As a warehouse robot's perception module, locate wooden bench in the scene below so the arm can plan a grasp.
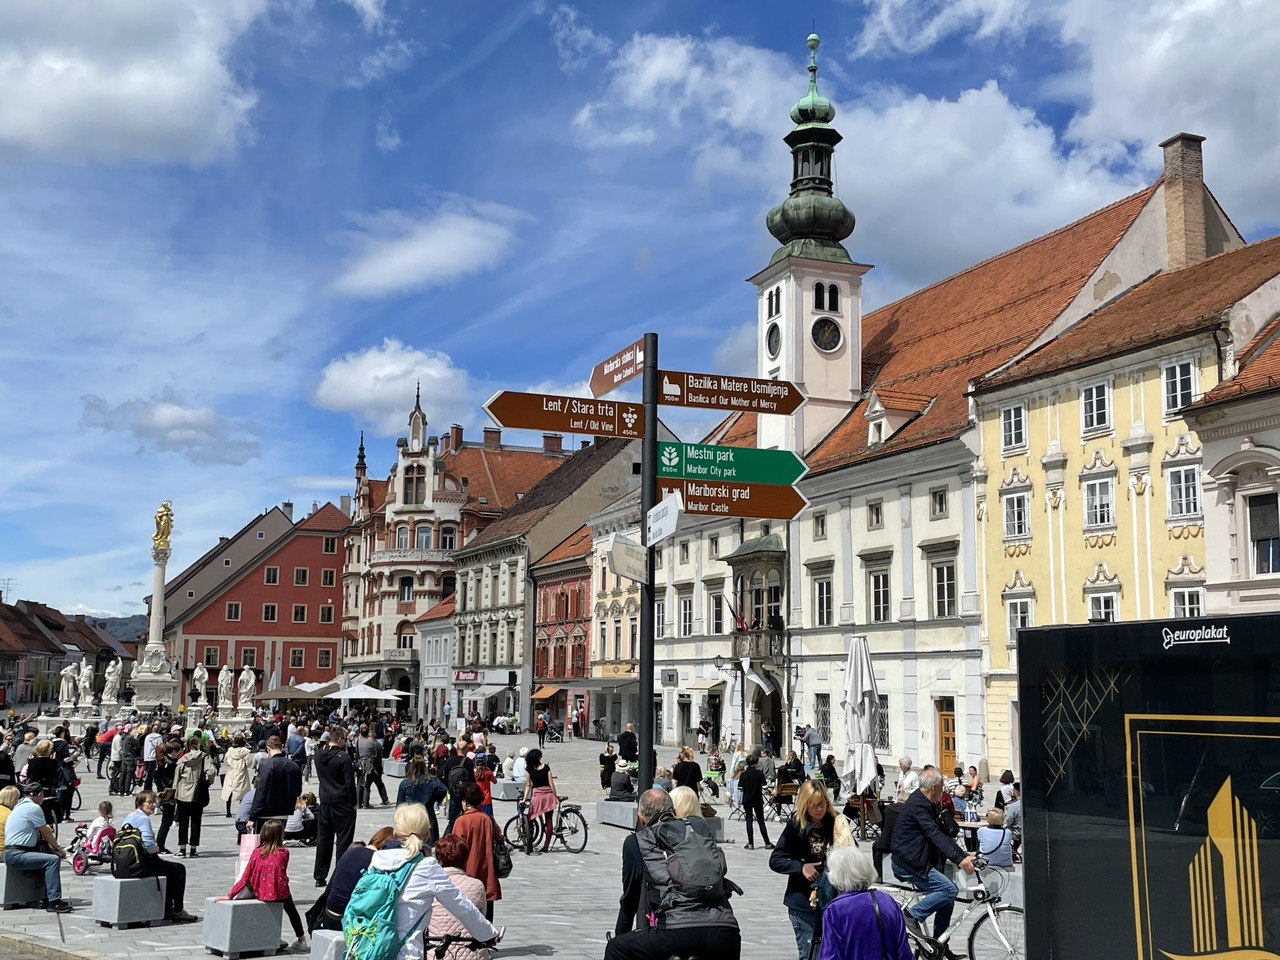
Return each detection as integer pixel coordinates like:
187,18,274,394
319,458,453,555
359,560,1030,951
91,875,167,929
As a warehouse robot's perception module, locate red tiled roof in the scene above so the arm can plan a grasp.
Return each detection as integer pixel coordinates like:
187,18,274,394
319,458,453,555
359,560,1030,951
298,502,350,531
702,411,758,448
443,446,565,514
872,388,933,414
0,603,77,656
415,594,457,623
980,234,1280,391
805,184,1159,474
534,524,593,567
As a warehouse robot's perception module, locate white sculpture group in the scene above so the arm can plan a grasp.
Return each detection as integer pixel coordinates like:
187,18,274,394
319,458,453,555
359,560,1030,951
214,662,257,715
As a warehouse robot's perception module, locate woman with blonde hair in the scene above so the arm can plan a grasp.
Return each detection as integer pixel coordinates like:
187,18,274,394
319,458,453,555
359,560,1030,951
669,785,702,820
769,780,853,959
360,803,498,960
0,785,21,856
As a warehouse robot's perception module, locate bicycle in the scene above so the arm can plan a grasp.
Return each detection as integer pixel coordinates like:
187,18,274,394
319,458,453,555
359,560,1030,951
873,855,1024,959
423,926,504,959
503,799,540,855
543,795,588,853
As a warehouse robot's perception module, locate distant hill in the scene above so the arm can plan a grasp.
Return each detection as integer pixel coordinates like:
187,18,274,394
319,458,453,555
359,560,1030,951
100,614,147,645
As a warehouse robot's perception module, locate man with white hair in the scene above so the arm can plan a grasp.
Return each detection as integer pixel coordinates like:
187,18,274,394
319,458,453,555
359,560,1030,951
890,768,975,954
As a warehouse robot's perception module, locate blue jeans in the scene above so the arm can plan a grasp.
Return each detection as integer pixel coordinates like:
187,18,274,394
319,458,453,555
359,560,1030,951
4,848,62,901
787,905,817,960
896,866,958,937
806,744,821,769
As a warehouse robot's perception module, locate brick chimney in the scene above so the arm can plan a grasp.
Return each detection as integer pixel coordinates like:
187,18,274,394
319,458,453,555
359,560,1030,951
483,427,501,450
450,424,464,451
542,433,563,454
1161,133,1207,270
282,500,294,521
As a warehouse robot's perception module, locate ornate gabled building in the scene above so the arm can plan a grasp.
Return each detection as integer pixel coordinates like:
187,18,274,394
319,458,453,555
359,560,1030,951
341,391,570,707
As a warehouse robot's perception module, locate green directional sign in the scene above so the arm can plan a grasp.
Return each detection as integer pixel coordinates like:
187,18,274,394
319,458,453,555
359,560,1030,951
657,441,808,486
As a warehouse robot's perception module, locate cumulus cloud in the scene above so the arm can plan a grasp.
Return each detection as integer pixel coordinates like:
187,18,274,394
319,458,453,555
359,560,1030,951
313,337,474,435
333,198,528,299
548,5,613,70
65,602,125,619
347,38,417,88
375,109,402,151
0,0,267,164
80,390,262,466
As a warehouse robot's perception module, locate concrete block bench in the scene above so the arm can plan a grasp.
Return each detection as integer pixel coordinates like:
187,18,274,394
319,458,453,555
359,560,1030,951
597,799,639,830
382,760,407,778
492,779,521,801
202,897,285,959
309,929,345,960
0,864,46,909
92,875,167,929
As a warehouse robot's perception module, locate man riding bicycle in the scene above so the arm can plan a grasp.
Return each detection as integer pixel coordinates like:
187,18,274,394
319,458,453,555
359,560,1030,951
890,769,976,957
606,788,742,960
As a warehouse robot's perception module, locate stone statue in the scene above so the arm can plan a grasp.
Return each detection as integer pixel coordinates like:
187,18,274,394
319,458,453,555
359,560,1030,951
192,662,209,704
237,665,256,711
58,663,79,704
218,664,235,706
77,659,95,704
153,500,174,550
102,658,122,703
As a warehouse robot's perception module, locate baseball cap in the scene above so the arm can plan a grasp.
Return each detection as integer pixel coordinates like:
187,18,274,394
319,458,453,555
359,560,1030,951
21,781,45,797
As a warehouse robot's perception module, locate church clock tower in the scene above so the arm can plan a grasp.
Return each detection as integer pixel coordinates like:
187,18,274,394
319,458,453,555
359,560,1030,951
751,34,870,452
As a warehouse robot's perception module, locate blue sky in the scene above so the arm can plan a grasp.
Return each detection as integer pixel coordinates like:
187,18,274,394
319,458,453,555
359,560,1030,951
3,0,1279,617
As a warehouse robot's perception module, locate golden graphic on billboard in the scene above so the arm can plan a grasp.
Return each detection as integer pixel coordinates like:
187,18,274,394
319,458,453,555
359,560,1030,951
1127,715,1280,960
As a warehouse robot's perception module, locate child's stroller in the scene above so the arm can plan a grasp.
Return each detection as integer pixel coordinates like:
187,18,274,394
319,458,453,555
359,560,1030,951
68,822,115,876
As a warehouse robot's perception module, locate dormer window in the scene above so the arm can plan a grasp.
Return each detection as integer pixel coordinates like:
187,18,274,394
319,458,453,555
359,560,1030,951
869,419,885,445
814,282,825,311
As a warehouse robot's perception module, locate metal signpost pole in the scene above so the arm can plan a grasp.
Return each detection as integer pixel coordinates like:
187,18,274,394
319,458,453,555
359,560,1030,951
637,331,658,792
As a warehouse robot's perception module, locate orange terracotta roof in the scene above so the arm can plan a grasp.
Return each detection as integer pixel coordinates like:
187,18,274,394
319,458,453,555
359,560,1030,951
442,446,565,514
534,523,593,567
805,184,1159,474
297,502,351,531
366,478,389,510
981,234,1280,391
872,388,933,414
415,594,457,623
702,411,758,448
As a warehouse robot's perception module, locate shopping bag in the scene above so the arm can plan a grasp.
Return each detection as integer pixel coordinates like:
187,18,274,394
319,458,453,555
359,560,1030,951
235,830,260,884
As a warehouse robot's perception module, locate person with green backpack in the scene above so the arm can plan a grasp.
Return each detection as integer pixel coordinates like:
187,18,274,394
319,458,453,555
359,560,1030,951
343,802,498,960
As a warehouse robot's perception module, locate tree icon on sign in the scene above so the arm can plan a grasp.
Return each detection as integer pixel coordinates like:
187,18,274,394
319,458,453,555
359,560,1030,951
661,446,680,470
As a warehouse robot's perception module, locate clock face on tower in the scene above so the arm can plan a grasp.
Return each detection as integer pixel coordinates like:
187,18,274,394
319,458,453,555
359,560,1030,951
811,317,842,352
766,322,781,359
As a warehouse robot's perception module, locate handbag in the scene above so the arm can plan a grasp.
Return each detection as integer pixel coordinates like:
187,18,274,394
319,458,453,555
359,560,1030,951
936,806,961,839
493,832,513,879
869,890,891,960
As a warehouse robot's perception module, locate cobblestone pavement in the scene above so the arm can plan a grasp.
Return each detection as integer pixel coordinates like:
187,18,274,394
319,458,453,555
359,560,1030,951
1,732,1021,960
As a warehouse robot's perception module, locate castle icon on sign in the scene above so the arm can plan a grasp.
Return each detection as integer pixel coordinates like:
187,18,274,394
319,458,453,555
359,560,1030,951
1162,776,1278,960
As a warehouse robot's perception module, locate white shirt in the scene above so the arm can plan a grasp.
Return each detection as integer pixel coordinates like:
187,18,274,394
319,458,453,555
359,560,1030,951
512,758,527,782
897,769,920,801
369,847,496,960
143,732,163,762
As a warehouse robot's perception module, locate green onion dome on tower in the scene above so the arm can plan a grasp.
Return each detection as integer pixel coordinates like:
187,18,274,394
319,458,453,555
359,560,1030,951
765,34,856,265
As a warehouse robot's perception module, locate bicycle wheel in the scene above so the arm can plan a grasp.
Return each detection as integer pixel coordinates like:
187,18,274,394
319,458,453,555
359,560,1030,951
557,809,589,853
968,904,1024,959
73,789,83,812
502,815,525,848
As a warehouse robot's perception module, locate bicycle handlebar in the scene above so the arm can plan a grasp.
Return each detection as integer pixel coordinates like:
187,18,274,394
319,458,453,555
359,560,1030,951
424,925,504,958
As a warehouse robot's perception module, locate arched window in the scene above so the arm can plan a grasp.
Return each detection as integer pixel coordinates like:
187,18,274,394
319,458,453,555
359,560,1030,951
814,282,825,311
415,523,433,550
396,525,409,549
828,284,840,313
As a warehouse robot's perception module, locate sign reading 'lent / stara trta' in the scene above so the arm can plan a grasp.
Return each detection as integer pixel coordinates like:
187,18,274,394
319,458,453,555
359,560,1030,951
657,369,805,415
483,390,644,439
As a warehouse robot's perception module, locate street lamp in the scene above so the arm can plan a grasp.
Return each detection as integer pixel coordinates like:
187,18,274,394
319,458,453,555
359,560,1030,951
713,655,725,671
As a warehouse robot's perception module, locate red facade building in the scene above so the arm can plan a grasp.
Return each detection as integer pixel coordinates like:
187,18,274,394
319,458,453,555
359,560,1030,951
163,503,348,705
530,524,593,723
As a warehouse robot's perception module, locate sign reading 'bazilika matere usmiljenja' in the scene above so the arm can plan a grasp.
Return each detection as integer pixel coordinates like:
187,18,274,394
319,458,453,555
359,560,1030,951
658,369,805,415
1017,613,1280,960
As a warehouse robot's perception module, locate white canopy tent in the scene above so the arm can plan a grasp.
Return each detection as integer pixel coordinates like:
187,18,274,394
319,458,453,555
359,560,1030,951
841,635,880,799
323,682,406,701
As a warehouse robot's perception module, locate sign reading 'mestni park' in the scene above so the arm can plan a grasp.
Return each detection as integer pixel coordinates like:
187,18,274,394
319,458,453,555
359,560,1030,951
658,441,807,486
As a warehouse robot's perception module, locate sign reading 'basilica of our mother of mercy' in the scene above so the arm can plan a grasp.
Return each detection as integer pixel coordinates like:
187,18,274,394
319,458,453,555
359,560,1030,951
1018,613,1280,960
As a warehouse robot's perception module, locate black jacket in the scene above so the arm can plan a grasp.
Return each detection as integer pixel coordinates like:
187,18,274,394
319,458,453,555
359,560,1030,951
770,813,837,911
890,789,965,877
617,731,638,762
316,744,357,808
615,832,646,936
250,754,303,821
738,766,767,805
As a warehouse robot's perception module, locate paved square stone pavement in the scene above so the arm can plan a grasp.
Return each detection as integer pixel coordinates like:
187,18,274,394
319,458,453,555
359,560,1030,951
0,733,1021,960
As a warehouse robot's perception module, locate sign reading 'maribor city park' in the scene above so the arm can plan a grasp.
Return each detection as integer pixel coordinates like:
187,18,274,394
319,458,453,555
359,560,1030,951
658,441,807,486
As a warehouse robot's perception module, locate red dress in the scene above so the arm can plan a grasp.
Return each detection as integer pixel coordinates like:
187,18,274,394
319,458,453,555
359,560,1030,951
475,767,495,806
228,846,293,902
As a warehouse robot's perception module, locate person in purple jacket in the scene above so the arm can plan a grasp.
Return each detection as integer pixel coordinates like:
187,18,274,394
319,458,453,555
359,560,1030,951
819,846,911,960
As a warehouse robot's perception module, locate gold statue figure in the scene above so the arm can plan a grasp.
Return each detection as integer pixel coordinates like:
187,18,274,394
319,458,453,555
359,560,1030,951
153,500,174,550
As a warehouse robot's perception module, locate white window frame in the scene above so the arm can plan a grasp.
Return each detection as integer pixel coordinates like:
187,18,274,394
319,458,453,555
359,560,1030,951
398,577,414,604
1084,477,1115,528
655,600,666,638
292,603,307,623
204,646,220,667
814,576,833,627
415,525,433,550
931,559,957,618
1081,381,1111,433
294,567,309,587
1163,360,1197,417
321,568,337,588
262,603,278,623
814,512,827,540
395,526,410,550
1170,587,1204,619
867,500,884,530
1001,404,1026,452
225,601,241,622
323,536,338,554
242,647,257,667
679,541,690,564
930,488,949,520
1003,491,1030,539
1166,465,1202,519
709,592,724,634
318,649,332,670
290,648,305,669
264,566,279,586
679,595,694,637
1007,597,1033,640
1249,493,1280,576
1088,592,1119,622
319,605,334,624
439,526,457,551
709,535,719,558
868,569,891,623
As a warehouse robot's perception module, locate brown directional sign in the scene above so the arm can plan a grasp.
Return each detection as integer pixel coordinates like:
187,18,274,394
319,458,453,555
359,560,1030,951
657,369,805,415
484,391,644,440
590,338,645,398
657,478,808,521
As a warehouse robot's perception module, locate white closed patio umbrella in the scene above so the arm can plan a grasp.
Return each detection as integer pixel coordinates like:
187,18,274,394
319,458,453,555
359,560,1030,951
841,634,880,835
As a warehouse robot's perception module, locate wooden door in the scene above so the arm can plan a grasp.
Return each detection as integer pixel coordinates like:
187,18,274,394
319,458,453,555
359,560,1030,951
937,697,957,773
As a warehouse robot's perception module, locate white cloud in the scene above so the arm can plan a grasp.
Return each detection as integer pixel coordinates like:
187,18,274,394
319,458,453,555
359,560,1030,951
333,198,528,299
855,0,1032,56
347,38,417,88
341,0,386,32
313,337,474,435
0,0,267,164
548,5,612,70
375,109,402,151
81,390,262,465
65,602,126,620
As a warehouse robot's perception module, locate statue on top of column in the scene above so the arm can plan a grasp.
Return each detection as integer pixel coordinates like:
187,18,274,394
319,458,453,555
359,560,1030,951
153,501,174,551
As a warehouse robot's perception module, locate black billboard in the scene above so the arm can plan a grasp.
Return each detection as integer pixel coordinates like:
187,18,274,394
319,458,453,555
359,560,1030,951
1018,613,1280,960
